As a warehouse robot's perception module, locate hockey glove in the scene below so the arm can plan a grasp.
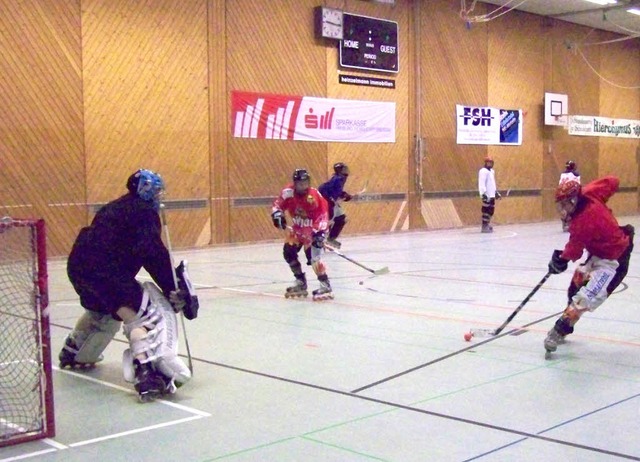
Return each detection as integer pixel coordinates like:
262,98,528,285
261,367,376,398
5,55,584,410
312,231,325,249
169,289,187,312
340,192,352,202
176,260,199,320
481,194,490,206
495,191,502,200
271,210,286,229
548,249,569,274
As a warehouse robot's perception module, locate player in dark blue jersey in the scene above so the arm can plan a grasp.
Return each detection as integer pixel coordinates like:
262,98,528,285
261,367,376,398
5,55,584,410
318,163,352,248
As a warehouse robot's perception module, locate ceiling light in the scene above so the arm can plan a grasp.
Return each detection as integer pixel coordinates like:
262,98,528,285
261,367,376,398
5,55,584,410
582,0,617,5
628,8,640,15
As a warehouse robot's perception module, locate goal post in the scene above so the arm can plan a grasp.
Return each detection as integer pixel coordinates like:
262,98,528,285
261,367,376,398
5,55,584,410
0,217,55,447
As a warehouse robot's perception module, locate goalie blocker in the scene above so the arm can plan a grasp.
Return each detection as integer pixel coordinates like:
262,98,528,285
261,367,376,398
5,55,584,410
176,260,199,320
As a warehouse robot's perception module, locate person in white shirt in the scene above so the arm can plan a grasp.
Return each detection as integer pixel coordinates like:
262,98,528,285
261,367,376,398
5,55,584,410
478,156,501,233
558,160,581,232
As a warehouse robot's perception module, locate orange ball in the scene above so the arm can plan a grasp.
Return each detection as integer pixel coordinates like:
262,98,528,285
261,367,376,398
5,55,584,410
464,332,472,342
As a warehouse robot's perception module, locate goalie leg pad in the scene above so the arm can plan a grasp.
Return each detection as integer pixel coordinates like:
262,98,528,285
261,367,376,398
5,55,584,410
69,311,121,364
122,282,191,385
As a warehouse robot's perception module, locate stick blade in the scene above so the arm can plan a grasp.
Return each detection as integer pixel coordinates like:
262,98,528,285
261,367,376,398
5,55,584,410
469,328,497,338
373,266,390,275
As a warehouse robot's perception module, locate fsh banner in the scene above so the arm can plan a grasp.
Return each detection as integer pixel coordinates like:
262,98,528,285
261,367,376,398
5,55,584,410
232,90,395,143
456,105,523,145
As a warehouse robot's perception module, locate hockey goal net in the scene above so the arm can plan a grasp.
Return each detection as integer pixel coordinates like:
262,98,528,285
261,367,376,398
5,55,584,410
0,217,55,447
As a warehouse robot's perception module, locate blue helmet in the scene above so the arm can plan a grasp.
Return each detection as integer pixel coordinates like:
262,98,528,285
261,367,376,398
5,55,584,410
126,169,165,206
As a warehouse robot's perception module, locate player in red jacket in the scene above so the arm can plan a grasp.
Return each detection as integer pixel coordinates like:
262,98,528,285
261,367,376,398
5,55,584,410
544,176,634,356
271,169,333,300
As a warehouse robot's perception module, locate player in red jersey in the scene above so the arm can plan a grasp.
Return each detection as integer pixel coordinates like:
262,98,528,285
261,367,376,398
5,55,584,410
544,176,634,356
271,169,333,300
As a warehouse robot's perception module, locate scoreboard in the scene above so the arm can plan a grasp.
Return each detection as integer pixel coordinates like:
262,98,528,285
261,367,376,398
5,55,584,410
339,13,399,74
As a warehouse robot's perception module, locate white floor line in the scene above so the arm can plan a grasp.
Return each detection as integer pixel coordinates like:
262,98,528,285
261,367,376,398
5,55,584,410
54,366,211,416
4,368,213,459
67,415,206,448
0,448,58,462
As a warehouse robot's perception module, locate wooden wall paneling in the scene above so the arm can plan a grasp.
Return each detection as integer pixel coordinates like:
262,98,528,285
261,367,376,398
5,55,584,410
420,2,489,191
0,0,84,256
420,0,489,228
542,22,601,220
82,0,210,249
598,35,640,216
488,10,545,224
210,0,228,245
226,0,326,244
325,2,411,235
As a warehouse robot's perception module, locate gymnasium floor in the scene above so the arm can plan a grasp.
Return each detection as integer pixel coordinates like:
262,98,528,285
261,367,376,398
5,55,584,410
2,217,640,462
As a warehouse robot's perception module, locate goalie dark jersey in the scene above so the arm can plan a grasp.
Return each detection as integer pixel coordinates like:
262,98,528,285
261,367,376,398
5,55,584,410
67,193,175,312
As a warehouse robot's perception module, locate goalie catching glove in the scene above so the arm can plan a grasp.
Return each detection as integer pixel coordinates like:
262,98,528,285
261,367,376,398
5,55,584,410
548,249,569,274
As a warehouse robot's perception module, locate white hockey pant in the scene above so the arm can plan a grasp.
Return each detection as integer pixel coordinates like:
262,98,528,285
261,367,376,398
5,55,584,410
570,256,618,312
122,282,191,388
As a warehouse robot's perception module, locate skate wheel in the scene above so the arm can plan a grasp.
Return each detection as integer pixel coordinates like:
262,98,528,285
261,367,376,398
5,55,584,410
138,391,162,403
312,294,334,301
285,292,308,299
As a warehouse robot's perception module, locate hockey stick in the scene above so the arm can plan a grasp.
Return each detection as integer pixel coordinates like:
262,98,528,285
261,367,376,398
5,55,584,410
468,271,551,339
324,243,390,276
355,179,369,196
159,204,194,374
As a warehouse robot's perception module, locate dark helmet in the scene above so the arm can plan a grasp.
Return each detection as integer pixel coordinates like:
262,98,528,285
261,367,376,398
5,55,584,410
292,168,310,183
555,179,581,202
292,168,310,196
126,169,165,205
565,160,576,172
333,162,350,177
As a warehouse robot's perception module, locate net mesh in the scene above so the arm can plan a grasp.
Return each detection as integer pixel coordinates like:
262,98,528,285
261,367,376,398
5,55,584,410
0,217,53,446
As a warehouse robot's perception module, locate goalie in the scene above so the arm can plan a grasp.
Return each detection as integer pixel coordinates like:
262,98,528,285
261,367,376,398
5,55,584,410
61,169,198,402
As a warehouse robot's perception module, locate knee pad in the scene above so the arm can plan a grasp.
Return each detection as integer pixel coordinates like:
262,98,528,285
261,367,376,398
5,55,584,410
283,243,300,264
311,259,326,275
122,282,191,386
71,311,121,363
333,214,346,226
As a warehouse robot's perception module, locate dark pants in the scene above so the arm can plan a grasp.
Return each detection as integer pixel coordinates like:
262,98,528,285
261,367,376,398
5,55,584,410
481,198,495,225
67,255,142,319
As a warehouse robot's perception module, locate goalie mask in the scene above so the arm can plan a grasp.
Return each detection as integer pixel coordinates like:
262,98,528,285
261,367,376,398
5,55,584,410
127,169,165,209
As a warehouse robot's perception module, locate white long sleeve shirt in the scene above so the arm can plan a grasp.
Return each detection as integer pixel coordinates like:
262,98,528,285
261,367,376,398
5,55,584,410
478,167,497,198
559,171,580,184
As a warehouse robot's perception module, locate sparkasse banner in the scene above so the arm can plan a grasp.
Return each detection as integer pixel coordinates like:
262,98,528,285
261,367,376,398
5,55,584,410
232,90,395,143
456,104,523,145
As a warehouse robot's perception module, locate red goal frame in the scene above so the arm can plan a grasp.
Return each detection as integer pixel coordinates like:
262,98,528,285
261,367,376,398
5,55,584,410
0,218,55,447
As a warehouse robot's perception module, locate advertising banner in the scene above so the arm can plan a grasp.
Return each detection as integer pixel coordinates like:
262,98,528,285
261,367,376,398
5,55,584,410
456,105,522,145
232,90,396,143
568,115,640,139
